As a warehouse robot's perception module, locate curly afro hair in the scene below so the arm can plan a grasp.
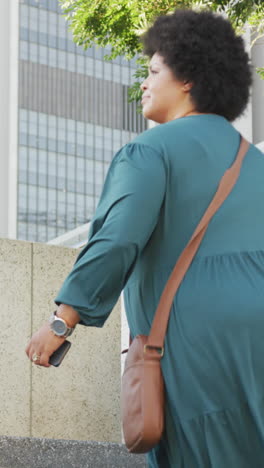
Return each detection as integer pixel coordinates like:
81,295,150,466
142,9,252,121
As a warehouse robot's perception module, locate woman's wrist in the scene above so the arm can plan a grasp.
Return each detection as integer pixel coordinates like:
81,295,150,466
56,303,81,329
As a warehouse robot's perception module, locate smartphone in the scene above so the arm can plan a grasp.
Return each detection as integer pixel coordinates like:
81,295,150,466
49,340,71,367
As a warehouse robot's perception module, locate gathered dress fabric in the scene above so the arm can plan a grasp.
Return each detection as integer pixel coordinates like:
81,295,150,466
56,114,264,467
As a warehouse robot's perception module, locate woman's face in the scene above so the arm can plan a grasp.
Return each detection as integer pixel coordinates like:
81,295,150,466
140,53,194,123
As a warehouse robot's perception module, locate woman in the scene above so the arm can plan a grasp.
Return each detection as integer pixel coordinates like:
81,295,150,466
26,9,264,467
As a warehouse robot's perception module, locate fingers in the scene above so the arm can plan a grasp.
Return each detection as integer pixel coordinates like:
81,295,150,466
39,352,51,368
25,323,64,368
27,349,51,367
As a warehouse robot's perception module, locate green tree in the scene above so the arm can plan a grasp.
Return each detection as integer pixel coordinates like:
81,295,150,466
60,0,264,101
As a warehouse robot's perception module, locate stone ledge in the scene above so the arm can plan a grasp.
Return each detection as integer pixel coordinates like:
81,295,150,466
0,436,147,468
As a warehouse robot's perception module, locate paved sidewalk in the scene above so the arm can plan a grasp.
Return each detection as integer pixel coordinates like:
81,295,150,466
0,436,147,468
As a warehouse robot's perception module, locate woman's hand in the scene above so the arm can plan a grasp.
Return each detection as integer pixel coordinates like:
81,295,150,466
25,304,80,367
25,322,65,367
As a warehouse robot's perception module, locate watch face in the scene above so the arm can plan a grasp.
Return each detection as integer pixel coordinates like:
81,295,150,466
52,318,67,336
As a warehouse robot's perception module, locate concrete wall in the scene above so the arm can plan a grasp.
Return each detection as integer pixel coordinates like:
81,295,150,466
0,238,121,443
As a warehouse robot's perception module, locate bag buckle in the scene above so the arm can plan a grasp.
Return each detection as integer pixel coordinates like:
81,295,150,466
143,344,164,357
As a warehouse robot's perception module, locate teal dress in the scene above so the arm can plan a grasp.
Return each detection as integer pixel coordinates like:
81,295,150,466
56,115,264,467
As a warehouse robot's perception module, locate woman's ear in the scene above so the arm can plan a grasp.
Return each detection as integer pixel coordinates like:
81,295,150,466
182,81,193,92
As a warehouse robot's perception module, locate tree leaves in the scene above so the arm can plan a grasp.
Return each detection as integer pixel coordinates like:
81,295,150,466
59,0,264,102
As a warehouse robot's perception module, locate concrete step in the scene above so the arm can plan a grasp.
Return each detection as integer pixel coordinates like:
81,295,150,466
0,436,147,468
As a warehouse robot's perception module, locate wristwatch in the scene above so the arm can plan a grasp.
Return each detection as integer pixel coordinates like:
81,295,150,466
49,311,75,338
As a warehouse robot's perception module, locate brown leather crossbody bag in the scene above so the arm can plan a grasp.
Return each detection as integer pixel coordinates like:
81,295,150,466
121,137,250,454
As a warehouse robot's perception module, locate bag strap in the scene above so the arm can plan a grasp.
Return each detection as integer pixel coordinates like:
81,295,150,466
145,136,250,355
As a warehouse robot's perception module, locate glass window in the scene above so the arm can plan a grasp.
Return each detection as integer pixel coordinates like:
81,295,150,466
39,137,48,150
113,64,121,82
29,30,38,42
67,52,76,72
18,222,27,240
47,152,57,176
84,47,94,58
29,122,37,135
39,45,48,66
58,38,67,50
67,40,76,54
28,185,37,209
58,50,66,69
121,66,130,86
20,41,29,61
85,57,94,74
58,190,66,205
76,144,85,158
37,226,48,242
104,150,113,162
39,124,47,137
76,121,85,134
29,43,38,62
29,6,38,31
38,187,47,210
39,0,49,9
39,9,48,33
58,154,66,173
19,146,28,160
67,119,75,132
39,150,47,175
47,226,56,240
48,187,56,205
48,126,57,139
39,112,47,127
19,120,28,134
20,5,29,28
113,129,122,143
67,131,76,144
85,123,93,136
20,109,28,122
39,32,48,46
18,170,28,184
29,148,37,167
104,62,112,81
95,60,103,79
58,16,66,36
76,158,85,180
77,131,85,144
48,0,58,13
67,155,75,173
19,28,29,41
48,11,57,34
58,116,66,130
27,224,37,242
48,114,56,128
29,135,38,147
95,183,103,196
94,148,104,161
77,55,85,75
49,36,57,49
48,48,57,67
19,133,28,145
66,142,75,155
58,141,66,153
29,111,37,124
58,128,66,141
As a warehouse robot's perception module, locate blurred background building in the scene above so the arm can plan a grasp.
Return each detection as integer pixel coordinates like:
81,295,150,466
0,1,263,246
0,0,146,244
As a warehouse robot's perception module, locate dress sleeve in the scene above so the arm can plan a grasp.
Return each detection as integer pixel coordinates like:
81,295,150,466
55,142,166,327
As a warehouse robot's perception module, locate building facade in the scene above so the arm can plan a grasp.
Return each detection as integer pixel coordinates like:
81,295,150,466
0,0,146,242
